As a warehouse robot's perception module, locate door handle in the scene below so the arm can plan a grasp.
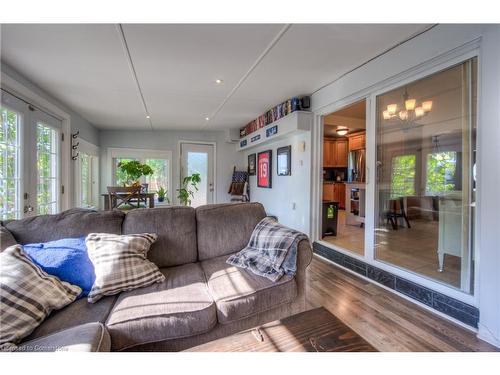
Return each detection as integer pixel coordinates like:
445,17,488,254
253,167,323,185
24,205,34,214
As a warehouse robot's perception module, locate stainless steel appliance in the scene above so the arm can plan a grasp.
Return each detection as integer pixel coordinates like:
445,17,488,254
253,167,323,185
348,149,366,182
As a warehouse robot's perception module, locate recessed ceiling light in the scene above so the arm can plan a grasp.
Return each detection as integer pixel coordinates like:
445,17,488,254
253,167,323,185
146,115,150,119
205,117,210,121
215,79,223,84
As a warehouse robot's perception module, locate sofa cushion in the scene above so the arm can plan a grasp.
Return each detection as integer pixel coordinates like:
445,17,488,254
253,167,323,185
16,323,110,352
0,225,17,251
106,262,217,351
122,207,197,267
25,295,117,341
196,203,266,261
201,253,297,324
3,208,125,245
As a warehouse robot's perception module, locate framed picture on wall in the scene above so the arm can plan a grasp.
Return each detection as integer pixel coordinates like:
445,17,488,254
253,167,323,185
248,153,256,176
277,145,291,176
257,150,272,188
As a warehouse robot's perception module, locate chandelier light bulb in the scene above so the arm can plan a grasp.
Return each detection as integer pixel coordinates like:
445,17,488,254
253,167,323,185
387,104,398,115
422,101,433,112
405,99,416,111
383,110,391,120
399,110,408,121
415,106,424,117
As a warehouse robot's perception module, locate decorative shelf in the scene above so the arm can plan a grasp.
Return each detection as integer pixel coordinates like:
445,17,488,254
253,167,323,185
237,111,312,152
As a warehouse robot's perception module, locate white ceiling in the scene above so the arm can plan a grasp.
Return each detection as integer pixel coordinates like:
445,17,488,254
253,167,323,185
0,24,431,131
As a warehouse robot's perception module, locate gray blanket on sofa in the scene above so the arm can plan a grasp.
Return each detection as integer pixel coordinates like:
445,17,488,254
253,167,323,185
226,217,308,282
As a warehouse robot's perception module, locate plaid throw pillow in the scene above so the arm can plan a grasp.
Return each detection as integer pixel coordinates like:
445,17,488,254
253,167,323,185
85,233,165,303
0,245,81,350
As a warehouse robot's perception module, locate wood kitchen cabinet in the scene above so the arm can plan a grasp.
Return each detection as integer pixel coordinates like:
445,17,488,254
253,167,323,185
323,139,348,167
323,183,345,209
348,132,366,151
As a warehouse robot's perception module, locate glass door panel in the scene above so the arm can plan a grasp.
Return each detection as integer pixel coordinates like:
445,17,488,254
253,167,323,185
180,143,214,207
36,122,60,215
0,106,22,220
374,58,477,293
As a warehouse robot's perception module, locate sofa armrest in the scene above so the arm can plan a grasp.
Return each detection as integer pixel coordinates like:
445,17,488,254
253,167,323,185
291,239,313,314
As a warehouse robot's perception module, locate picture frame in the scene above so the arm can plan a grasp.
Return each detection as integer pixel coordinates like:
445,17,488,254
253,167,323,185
277,145,291,176
248,153,256,176
257,150,272,188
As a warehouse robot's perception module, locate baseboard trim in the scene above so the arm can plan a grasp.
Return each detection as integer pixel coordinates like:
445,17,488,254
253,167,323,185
313,241,479,329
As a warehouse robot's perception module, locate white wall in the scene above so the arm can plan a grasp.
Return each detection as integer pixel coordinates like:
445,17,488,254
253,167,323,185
311,24,500,347
99,129,244,204
244,131,311,235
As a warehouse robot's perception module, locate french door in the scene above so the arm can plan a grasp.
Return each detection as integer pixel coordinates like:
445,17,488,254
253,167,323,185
180,142,215,207
1,90,62,220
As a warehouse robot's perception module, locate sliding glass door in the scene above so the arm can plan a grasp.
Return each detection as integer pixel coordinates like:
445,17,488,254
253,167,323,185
1,90,62,220
374,58,477,293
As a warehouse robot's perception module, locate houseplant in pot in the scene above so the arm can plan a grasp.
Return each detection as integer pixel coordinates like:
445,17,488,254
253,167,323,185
156,186,169,203
118,160,153,187
177,173,201,206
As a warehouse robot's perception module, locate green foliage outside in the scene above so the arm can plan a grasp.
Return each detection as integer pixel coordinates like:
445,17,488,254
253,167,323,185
426,152,457,194
0,107,19,220
391,154,416,198
177,173,201,206
117,160,153,186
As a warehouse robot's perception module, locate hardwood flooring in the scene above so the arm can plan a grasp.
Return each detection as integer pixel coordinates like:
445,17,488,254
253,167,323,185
306,256,497,351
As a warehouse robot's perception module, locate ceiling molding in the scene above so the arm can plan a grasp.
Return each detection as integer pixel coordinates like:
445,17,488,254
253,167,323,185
116,23,154,130
202,23,291,129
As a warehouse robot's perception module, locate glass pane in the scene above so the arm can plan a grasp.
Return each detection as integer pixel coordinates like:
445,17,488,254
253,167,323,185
36,122,59,215
187,152,208,207
375,58,477,293
144,159,169,204
80,153,91,207
0,106,21,220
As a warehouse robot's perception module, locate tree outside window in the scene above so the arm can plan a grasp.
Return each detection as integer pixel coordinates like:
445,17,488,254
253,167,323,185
426,151,457,194
391,154,416,198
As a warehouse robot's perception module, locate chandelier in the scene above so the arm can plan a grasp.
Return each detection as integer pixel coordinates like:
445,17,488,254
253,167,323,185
383,88,433,123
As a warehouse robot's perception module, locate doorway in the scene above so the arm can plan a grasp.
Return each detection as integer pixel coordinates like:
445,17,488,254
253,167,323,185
321,99,367,256
180,142,215,207
1,90,62,220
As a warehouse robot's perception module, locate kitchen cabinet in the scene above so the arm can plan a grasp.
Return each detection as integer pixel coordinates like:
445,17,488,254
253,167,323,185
323,182,345,209
348,132,366,151
323,139,348,167
323,183,334,201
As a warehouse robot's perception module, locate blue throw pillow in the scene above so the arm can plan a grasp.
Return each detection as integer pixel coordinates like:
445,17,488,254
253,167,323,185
23,237,95,298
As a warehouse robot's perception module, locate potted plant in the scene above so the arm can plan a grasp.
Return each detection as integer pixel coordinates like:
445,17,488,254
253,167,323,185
176,173,201,206
156,186,169,203
118,160,153,187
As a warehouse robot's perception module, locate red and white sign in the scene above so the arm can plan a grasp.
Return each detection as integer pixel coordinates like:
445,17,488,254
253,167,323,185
257,150,272,188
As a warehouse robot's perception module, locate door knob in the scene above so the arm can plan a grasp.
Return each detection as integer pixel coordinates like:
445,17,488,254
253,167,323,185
24,205,34,213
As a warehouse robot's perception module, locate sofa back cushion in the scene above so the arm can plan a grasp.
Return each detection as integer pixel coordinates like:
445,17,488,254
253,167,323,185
196,203,266,261
2,208,125,245
122,207,197,268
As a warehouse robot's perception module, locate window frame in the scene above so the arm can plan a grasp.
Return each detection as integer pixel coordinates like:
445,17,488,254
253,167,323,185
74,138,100,209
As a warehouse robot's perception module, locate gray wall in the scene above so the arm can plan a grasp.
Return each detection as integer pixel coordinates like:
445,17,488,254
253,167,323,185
99,129,244,204
0,63,100,145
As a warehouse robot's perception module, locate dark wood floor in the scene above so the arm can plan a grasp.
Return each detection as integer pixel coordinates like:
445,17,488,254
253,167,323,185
306,255,497,352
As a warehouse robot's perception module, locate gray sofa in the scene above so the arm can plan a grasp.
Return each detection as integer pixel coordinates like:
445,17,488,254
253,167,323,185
1,202,312,352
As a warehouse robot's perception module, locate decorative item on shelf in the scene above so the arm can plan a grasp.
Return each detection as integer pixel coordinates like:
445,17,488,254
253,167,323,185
248,153,256,176
71,130,79,160
257,150,272,188
277,145,291,176
177,173,201,206
118,160,153,187
240,95,311,139
382,87,433,129
156,186,169,203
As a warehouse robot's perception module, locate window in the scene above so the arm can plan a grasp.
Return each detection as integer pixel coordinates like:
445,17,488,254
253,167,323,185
391,154,416,198
426,151,457,194
109,148,172,203
0,106,21,220
36,123,59,215
79,152,99,209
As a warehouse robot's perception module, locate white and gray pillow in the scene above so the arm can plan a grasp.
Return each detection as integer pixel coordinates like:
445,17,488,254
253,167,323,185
0,245,82,350
85,233,165,303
